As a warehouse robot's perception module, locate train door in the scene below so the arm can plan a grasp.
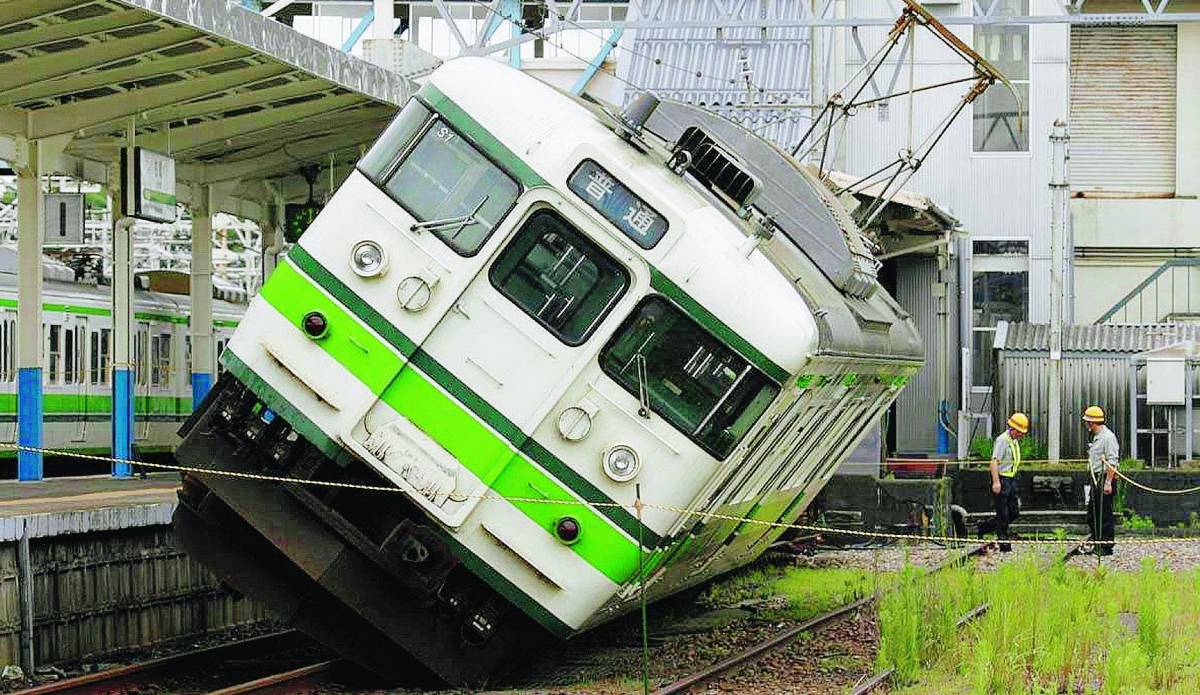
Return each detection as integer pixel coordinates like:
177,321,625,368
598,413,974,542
344,193,640,523
147,325,173,433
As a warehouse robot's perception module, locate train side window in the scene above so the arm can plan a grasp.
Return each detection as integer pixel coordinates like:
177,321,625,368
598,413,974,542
0,318,10,382
489,210,629,346
151,334,171,387
99,329,111,386
47,324,61,384
89,331,99,385
134,330,148,386
64,326,76,384
361,111,519,257
215,338,227,374
599,296,780,460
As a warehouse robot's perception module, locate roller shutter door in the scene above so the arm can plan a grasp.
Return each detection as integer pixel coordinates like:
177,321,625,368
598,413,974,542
1069,26,1176,195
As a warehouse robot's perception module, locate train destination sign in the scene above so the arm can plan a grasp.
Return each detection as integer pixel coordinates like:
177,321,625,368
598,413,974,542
568,159,668,249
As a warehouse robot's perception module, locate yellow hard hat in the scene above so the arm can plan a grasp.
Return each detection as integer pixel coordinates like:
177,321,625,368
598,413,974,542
1007,412,1029,434
1082,405,1105,423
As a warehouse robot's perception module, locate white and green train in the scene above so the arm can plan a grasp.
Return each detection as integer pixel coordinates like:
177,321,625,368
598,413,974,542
0,251,242,462
172,58,923,685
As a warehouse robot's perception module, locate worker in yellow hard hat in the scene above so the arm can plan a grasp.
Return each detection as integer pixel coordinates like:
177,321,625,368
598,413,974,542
977,412,1028,552
1083,405,1119,556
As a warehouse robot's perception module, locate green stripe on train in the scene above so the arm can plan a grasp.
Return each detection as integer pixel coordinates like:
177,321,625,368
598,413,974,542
220,351,574,638
286,245,659,550
260,259,643,585
0,298,240,327
0,393,191,415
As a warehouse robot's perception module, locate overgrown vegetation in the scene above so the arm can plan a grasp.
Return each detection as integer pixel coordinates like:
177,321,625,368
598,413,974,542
885,557,1200,694
701,564,881,622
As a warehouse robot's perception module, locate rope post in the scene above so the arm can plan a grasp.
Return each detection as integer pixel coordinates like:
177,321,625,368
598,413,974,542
636,484,649,695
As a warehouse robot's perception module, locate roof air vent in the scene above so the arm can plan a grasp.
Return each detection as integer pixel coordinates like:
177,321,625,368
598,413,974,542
670,127,760,213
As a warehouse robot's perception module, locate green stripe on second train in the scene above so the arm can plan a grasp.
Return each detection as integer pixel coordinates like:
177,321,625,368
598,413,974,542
0,393,190,415
260,258,642,584
286,245,660,550
0,299,240,327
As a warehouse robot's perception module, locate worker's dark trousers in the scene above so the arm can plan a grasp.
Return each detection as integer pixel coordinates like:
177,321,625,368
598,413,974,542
979,476,1020,551
1087,481,1116,556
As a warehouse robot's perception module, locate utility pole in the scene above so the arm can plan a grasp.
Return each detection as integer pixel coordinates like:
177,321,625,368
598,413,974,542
1048,121,1070,463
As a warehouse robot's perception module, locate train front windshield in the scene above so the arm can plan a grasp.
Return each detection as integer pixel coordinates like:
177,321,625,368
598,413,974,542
600,297,779,459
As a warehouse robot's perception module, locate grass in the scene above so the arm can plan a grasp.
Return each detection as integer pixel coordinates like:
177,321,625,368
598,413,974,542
701,563,883,622
885,556,1200,694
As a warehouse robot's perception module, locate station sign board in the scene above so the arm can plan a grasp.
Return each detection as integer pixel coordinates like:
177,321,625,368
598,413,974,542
120,147,177,223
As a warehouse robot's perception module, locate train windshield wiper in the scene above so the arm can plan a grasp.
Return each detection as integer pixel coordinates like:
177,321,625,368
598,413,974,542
410,195,489,238
635,353,651,419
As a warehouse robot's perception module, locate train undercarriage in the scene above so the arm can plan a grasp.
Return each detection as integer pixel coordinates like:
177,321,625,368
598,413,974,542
172,373,545,686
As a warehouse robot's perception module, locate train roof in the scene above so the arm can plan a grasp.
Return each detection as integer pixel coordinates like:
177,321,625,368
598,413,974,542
427,58,823,376
0,247,245,321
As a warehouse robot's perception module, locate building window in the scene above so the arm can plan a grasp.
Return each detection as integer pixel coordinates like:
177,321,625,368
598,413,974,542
972,240,1028,388
973,0,1030,152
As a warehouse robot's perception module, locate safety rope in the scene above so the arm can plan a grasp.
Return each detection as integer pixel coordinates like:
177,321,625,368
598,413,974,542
2,442,1198,548
1108,464,1200,495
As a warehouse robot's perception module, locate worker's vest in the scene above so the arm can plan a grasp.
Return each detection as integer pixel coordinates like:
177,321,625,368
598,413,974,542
999,434,1021,478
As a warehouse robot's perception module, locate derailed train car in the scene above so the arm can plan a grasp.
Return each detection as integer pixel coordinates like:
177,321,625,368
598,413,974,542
172,58,923,685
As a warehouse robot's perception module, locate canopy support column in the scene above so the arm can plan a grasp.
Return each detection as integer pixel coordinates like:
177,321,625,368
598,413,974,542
191,184,215,408
15,140,43,481
112,125,136,478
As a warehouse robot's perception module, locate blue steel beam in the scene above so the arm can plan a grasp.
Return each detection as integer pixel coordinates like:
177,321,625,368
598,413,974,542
570,28,624,95
342,9,375,52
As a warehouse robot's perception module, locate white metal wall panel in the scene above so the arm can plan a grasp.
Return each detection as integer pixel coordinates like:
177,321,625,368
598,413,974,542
1069,26,1177,195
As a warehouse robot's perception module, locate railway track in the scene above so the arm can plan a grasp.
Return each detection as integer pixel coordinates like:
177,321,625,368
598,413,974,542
12,630,334,695
649,542,993,695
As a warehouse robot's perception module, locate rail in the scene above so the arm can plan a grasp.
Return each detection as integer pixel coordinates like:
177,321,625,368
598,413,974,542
649,542,992,695
11,631,323,695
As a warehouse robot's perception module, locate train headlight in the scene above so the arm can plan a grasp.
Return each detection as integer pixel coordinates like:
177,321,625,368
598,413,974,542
350,240,388,277
602,445,640,482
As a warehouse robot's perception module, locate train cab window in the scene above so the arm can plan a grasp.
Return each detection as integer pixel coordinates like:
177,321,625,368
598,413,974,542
600,296,779,459
359,102,519,256
489,210,629,346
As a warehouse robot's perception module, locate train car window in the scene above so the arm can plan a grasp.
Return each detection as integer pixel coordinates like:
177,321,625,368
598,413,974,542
47,324,61,384
64,327,76,384
215,338,227,374
489,210,629,346
600,296,780,459
89,331,99,385
99,329,111,386
134,330,148,386
568,160,669,249
362,113,519,257
0,318,10,382
151,335,171,387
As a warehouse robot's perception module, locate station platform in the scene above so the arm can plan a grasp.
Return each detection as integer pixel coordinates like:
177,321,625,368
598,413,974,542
0,472,181,541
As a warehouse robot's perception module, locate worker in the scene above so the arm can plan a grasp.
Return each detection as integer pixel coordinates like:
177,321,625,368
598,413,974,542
1083,405,1119,556
977,412,1028,552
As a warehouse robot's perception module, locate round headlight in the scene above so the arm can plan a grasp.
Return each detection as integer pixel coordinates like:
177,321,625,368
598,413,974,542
602,445,640,483
350,240,388,277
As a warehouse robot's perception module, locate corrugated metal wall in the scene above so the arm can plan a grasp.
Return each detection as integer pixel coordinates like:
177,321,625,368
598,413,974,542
0,526,267,665
997,352,1133,458
1069,26,1177,195
893,254,958,452
620,0,814,148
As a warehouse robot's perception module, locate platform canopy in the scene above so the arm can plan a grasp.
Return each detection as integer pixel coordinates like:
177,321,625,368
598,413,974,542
0,0,416,219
